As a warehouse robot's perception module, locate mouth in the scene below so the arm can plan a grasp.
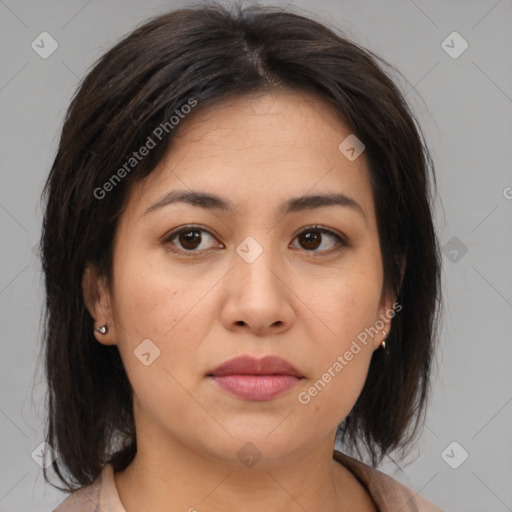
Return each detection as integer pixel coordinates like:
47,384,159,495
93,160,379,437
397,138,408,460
207,355,304,401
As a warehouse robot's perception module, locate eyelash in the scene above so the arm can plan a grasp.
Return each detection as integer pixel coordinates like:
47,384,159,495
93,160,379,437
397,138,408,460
161,224,349,257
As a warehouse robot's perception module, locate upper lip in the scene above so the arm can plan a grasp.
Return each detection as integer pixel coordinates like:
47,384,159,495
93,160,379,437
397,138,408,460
208,355,304,378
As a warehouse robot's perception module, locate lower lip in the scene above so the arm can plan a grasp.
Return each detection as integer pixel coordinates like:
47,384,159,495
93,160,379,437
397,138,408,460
209,375,301,401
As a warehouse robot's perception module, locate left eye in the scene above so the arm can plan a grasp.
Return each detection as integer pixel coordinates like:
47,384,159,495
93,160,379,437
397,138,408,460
162,225,347,256
290,227,347,254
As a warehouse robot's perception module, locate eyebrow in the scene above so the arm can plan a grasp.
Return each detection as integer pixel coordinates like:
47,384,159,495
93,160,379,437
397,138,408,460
143,189,367,223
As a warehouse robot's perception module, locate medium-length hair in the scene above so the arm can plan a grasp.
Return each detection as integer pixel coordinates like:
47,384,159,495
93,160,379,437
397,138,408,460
39,1,443,491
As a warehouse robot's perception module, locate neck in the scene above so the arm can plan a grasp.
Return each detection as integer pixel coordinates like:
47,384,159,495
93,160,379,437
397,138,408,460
114,432,359,512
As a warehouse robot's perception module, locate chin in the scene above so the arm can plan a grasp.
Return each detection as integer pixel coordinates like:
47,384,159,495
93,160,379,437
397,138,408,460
195,423,310,468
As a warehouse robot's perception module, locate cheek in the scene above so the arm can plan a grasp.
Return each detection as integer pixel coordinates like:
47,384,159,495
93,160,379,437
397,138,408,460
109,258,207,423
308,262,383,351
296,263,382,417
112,249,193,335
110,252,218,381
297,323,374,429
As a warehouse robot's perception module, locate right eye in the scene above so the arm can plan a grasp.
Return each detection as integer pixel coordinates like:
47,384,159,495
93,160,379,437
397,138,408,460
162,225,223,256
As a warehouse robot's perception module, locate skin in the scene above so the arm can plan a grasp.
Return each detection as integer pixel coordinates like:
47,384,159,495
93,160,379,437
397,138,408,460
83,89,397,512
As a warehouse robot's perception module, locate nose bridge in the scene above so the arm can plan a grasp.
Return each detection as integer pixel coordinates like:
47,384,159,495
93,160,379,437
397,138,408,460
233,233,284,299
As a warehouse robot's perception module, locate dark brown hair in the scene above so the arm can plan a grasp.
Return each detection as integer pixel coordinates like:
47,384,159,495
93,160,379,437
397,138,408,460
39,1,442,491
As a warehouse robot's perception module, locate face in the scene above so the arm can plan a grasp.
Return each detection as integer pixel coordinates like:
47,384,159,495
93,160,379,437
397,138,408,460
84,89,396,468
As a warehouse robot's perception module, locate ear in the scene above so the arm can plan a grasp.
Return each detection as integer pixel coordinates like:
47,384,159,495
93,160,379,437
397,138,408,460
372,292,395,351
373,256,406,351
82,263,117,346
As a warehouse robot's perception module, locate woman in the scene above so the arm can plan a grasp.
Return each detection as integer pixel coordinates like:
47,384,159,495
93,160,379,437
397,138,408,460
41,3,444,511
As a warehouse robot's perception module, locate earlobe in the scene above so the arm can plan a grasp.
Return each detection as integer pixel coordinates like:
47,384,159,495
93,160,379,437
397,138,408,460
374,257,405,352
378,256,406,351
82,264,117,345
374,292,397,351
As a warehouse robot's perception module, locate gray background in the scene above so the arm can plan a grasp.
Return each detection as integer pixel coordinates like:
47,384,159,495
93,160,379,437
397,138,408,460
1,0,511,511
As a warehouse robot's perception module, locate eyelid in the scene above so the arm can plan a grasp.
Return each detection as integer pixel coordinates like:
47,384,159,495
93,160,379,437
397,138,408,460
291,224,348,244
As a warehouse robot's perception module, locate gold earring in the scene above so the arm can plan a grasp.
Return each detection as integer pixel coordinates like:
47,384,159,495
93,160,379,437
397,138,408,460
381,330,386,349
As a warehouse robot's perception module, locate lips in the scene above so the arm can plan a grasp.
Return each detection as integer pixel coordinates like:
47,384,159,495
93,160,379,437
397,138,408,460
207,355,304,401
208,355,303,378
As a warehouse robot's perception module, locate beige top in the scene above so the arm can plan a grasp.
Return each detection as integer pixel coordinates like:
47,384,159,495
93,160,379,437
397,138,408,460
53,449,445,511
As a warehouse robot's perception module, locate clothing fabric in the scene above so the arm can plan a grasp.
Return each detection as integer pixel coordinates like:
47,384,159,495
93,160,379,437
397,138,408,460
53,449,445,511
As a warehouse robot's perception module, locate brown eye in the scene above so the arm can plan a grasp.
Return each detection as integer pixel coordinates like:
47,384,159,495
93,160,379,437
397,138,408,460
177,229,202,250
292,227,348,254
163,226,220,254
298,231,322,250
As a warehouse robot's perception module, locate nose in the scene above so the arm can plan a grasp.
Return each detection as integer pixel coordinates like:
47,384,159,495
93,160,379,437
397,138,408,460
220,247,295,336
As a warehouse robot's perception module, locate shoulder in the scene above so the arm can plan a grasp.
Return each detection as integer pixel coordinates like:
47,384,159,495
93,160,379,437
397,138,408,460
333,450,445,512
52,463,125,512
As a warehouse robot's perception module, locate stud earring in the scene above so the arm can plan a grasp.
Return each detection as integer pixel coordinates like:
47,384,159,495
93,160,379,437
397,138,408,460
95,324,108,334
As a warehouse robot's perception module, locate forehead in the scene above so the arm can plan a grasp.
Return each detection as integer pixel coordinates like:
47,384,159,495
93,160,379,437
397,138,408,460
123,89,377,226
